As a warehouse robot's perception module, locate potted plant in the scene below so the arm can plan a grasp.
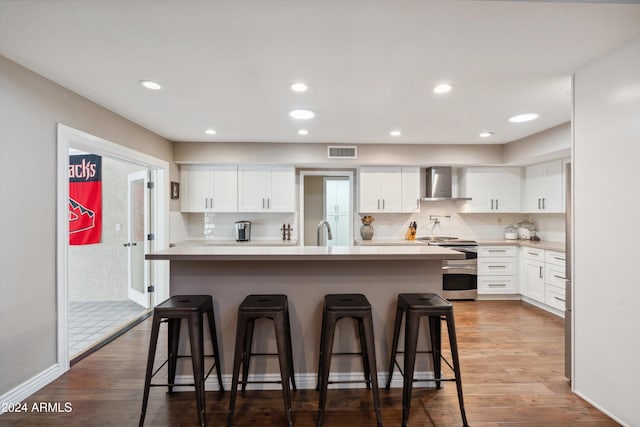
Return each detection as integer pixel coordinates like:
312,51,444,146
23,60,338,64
360,215,375,240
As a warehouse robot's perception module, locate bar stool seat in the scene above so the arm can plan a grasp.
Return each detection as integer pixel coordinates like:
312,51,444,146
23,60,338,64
227,294,296,427
139,294,224,427
385,293,469,427
316,294,383,427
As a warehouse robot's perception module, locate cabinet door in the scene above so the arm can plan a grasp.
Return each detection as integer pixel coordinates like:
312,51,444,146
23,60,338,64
238,166,268,211
460,168,493,212
494,167,521,212
378,167,402,212
358,168,381,212
401,167,421,213
268,166,295,212
541,160,563,212
180,166,213,212
211,165,238,212
523,260,545,302
524,163,544,212
326,213,350,246
359,167,403,212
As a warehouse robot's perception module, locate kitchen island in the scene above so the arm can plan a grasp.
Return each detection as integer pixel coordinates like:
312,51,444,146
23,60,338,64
146,245,463,389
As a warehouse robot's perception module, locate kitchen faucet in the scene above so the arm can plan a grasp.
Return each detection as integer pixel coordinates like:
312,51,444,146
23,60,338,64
316,220,333,246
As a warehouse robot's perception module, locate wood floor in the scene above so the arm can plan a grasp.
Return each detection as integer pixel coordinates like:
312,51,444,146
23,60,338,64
0,300,618,426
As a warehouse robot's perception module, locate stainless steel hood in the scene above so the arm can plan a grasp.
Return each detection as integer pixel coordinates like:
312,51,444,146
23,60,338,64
422,166,471,201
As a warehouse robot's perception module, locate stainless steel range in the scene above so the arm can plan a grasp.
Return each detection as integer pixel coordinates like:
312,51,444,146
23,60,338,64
418,237,478,300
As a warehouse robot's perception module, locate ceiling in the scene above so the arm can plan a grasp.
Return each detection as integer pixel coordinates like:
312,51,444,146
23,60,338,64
1,1,640,145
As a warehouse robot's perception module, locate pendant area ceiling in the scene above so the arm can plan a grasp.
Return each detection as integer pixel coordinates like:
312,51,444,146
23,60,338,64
1,0,640,144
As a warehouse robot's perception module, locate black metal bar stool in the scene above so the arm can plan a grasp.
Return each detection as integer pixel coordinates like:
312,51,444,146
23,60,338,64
316,293,383,427
139,294,224,427
227,294,297,427
385,293,468,427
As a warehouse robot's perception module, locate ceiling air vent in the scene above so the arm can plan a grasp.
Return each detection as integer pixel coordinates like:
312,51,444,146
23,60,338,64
328,146,357,159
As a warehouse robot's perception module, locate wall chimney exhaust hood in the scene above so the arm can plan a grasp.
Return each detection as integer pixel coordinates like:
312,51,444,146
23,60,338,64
422,166,471,201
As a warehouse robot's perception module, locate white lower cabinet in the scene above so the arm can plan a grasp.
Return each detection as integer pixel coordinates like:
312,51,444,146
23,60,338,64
520,246,566,316
477,245,518,295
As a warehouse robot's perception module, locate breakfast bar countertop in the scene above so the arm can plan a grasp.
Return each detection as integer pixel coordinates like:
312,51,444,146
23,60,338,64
146,244,464,261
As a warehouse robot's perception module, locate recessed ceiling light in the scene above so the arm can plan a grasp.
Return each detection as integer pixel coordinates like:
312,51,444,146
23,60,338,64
290,82,308,92
204,129,217,135
389,130,402,137
433,83,453,94
298,129,309,135
479,131,493,138
289,108,315,120
139,80,162,90
508,113,539,123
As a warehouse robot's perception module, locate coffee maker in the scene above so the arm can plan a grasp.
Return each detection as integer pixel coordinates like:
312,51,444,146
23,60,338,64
234,221,251,241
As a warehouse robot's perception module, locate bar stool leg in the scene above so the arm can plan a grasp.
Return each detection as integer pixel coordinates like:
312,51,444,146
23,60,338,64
167,318,181,393
316,304,327,391
206,307,225,392
428,315,442,389
445,312,469,427
241,318,255,392
285,308,298,391
385,304,404,389
274,312,294,427
361,313,383,427
188,312,206,427
402,310,421,427
317,312,337,427
227,313,248,427
357,318,372,390
139,314,162,427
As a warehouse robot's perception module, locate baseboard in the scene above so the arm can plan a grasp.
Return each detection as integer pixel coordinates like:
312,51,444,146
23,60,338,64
521,296,565,318
0,364,66,412
572,389,629,427
171,370,438,392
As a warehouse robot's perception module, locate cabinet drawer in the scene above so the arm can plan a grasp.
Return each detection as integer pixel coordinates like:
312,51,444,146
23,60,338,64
478,276,516,293
545,264,566,287
523,247,544,261
545,250,566,267
545,284,566,311
478,258,515,275
478,246,517,257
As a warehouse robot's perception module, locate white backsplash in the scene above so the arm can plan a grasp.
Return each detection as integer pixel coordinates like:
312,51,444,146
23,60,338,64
171,202,565,245
355,201,566,243
171,212,297,242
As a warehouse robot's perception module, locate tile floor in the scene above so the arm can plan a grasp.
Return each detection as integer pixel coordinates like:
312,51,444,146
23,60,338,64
69,300,148,356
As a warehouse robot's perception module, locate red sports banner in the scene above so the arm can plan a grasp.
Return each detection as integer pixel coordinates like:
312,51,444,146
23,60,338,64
69,154,102,245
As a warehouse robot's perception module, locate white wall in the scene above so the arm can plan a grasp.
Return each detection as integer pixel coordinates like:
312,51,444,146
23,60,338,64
504,122,571,165
573,36,640,426
0,55,173,398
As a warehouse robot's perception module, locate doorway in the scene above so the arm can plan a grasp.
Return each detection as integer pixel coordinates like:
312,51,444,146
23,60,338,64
57,124,169,368
300,171,354,246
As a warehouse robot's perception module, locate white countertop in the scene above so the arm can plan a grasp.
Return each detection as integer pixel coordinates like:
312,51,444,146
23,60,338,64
146,244,464,261
354,237,565,252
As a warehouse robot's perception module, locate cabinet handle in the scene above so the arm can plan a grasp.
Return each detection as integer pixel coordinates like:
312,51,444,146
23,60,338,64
496,199,499,210
488,249,507,253
553,274,566,280
382,199,385,209
262,198,265,209
267,198,271,209
542,198,546,209
527,251,539,256
539,266,543,278
488,265,507,269
554,256,565,261
538,198,541,209
377,199,380,209
553,296,566,302
488,283,506,288
210,197,214,209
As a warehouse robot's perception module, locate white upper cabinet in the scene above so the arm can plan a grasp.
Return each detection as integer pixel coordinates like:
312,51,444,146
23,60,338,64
180,165,238,212
524,160,563,213
359,166,419,213
238,165,295,212
459,167,522,213
401,167,421,213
